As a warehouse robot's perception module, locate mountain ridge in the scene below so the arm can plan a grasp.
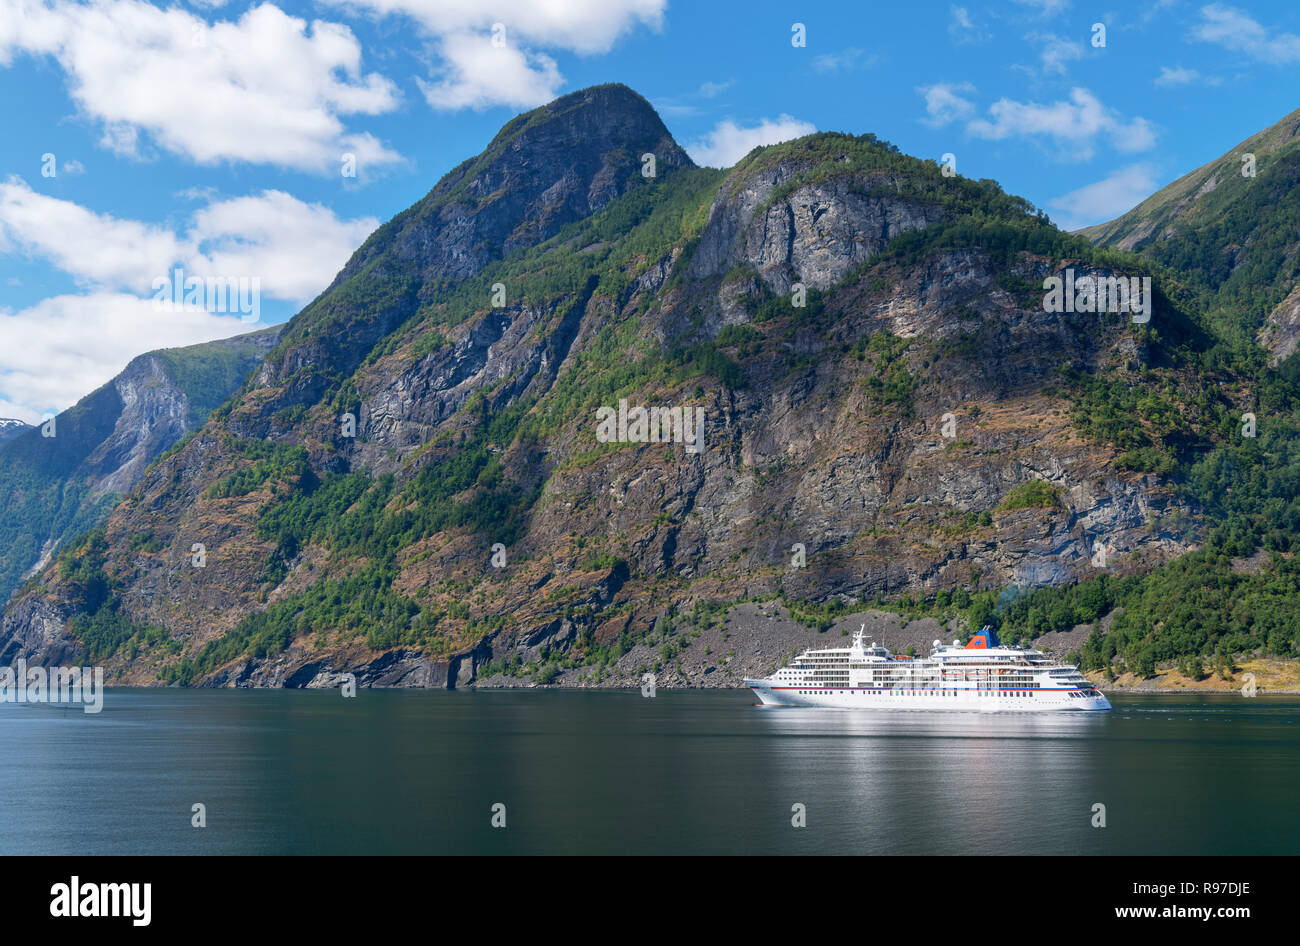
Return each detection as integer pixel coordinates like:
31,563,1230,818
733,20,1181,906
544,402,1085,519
3,85,1297,690
0,326,280,604
1080,105,1300,359
0,418,29,443
216,84,694,453
1078,105,1300,247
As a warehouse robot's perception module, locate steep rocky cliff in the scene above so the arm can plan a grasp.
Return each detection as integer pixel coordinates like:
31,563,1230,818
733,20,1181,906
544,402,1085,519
2,84,1238,687
0,327,279,603
232,83,691,442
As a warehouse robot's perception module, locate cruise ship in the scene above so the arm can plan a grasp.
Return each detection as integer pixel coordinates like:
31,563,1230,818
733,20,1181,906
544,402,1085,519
744,626,1110,711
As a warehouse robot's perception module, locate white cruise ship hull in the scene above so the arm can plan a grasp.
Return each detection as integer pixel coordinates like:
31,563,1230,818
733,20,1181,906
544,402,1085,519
744,679,1112,712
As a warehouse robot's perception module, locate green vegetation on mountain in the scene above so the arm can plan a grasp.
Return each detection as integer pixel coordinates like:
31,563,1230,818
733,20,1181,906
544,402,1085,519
207,143,1232,679
166,166,730,672
57,528,172,663
680,128,1300,677
815,338,1300,675
1080,107,1300,346
0,330,276,605
11,89,1300,687
997,479,1061,511
153,334,279,427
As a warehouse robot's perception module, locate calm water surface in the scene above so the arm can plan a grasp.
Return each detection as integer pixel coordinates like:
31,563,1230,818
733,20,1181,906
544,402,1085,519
1,689,1296,854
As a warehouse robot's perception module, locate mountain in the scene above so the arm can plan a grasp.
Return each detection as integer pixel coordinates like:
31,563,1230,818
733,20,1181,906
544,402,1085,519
0,419,30,443
1079,106,1300,361
233,81,692,437
4,84,1298,688
0,326,279,606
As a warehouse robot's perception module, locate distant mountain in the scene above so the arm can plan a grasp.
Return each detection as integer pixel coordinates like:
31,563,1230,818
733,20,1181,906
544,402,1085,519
1079,106,1300,360
0,327,279,605
0,419,30,443
4,84,1298,688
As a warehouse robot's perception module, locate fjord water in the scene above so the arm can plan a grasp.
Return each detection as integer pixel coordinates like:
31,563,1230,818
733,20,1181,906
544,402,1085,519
1,690,1296,855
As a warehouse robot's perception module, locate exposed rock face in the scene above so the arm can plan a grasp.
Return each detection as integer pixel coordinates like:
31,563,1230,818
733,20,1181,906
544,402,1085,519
0,595,75,667
0,87,1203,689
80,355,192,495
205,649,464,689
354,290,593,471
691,169,943,292
242,83,692,437
1258,283,1300,364
0,328,279,603
389,85,690,280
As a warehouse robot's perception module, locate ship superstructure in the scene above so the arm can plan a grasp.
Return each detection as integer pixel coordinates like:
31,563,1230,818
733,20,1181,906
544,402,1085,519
744,626,1110,711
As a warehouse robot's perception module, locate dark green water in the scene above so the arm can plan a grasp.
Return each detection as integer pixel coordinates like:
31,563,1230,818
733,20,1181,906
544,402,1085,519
1,689,1295,854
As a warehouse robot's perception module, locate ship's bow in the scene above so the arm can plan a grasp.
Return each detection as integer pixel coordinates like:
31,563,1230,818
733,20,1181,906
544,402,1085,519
744,678,783,705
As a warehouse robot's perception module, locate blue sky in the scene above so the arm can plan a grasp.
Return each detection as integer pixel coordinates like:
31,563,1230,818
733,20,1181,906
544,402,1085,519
1,0,1298,421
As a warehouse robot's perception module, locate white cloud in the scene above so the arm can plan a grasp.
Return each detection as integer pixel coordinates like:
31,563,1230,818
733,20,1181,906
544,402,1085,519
966,88,1156,160
0,176,188,289
0,177,377,303
418,31,563,110
332,0,666,109
1048,163,1161,230
188,191,379,302
653,81,733,119
1141,0,1182,24
1027,32,1085,75
325,0,666,55
1155,65,1200,86
949,6,991,44
685,116,817,169
0,0,402,172
811,48,878,73
918,82,977,127
0,292,260,422
98,122,140,157
1191,4,1300,64
1011,0,1072,14
0,179,379,420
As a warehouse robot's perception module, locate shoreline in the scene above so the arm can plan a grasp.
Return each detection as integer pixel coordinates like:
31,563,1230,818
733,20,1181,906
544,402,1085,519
26,681,1298,695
